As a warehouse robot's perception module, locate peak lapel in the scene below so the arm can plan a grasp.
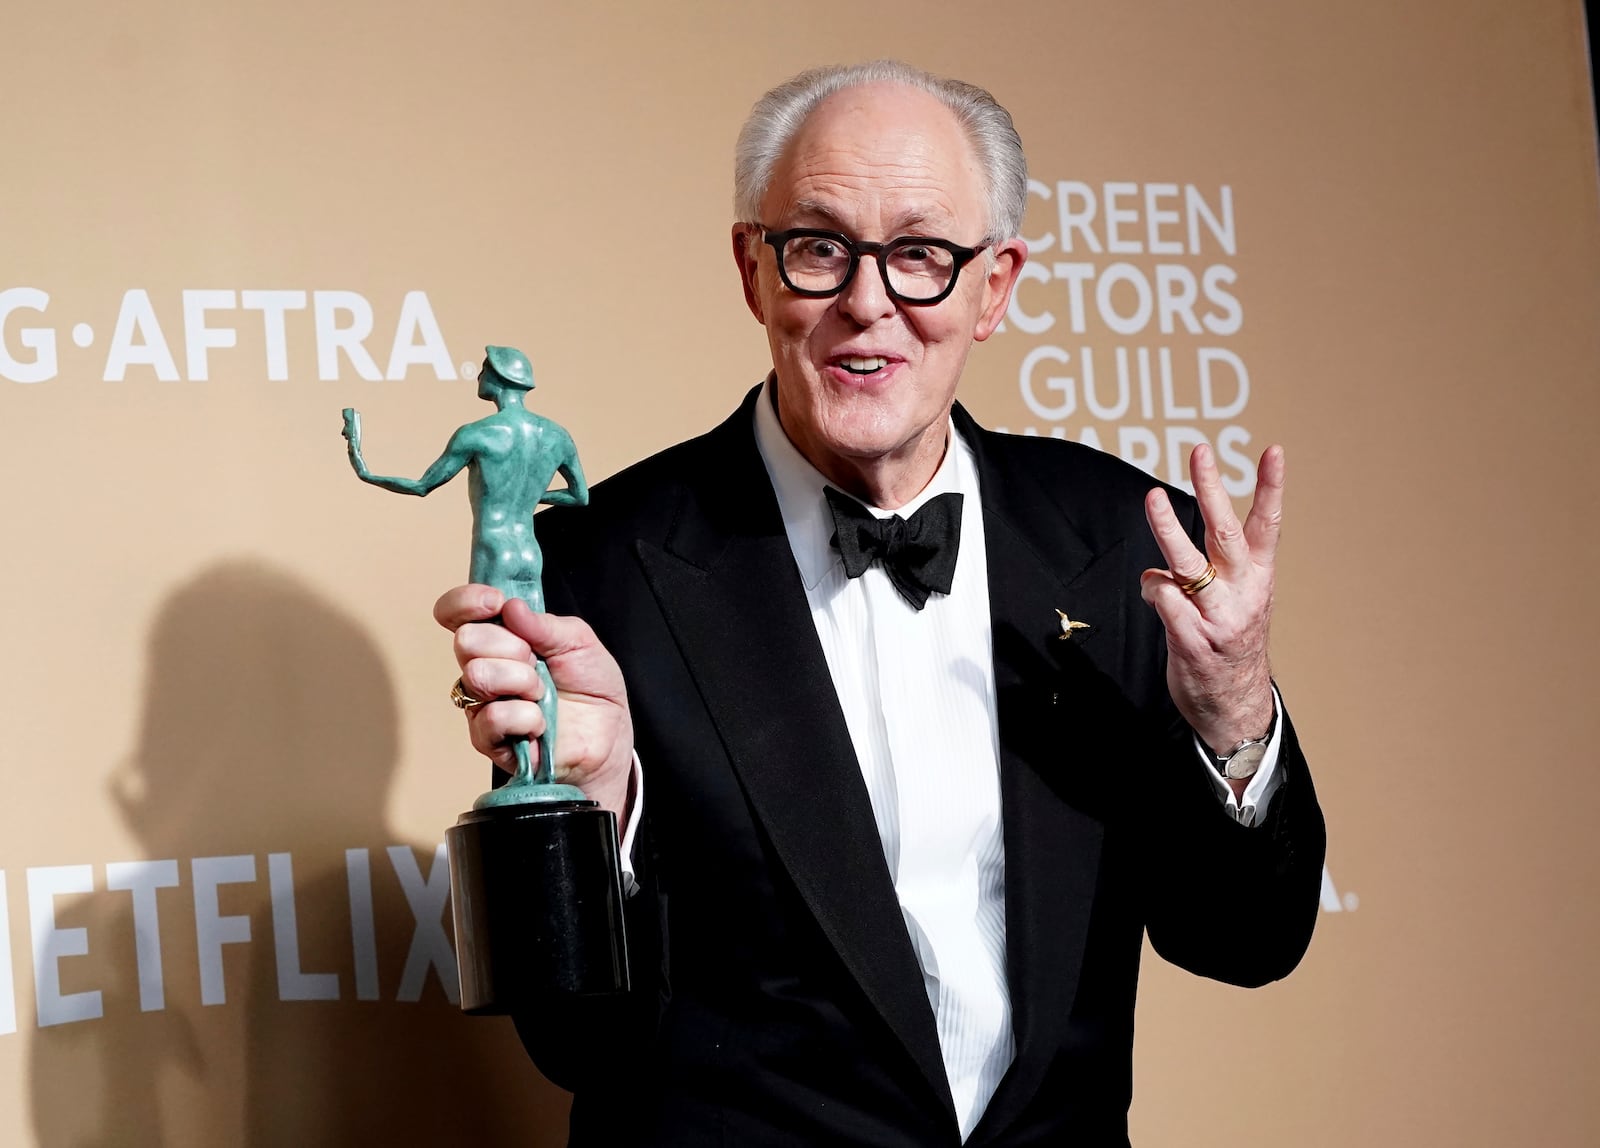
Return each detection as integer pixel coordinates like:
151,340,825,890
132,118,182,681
957,410,1134,1143
633,390,955,1121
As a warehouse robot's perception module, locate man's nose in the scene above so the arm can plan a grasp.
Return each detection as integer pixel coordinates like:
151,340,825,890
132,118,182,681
837,255,897,325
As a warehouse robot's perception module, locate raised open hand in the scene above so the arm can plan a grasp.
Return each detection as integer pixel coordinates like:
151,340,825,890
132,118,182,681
1140,443,1283,757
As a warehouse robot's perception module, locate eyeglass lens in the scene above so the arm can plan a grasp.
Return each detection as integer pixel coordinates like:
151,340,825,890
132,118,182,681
781,235,959,301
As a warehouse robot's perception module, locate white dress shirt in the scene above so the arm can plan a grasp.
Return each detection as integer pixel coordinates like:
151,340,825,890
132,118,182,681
754,381,1012,1138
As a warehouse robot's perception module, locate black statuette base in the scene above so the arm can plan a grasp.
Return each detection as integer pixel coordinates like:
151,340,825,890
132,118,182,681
446,799,629,1013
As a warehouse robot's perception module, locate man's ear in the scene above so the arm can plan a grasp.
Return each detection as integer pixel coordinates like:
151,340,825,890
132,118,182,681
973,237,1028,342
732,224,766,324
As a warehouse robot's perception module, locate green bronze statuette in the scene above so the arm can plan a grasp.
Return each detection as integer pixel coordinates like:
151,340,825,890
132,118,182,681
342,344,627,1006
342,345,589,808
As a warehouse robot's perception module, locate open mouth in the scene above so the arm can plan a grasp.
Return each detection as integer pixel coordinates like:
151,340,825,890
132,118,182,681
838,355,890,376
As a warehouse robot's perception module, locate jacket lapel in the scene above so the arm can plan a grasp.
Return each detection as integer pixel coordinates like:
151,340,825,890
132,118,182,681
957,409,1131,1144
632,389,956,1122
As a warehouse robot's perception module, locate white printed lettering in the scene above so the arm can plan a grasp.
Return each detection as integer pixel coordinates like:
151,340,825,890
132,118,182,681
268,853,340,1001
1019,345,1076,420
105,859,180,1013
314,291,382,381
192,855,256,1006
388,845,458,1004
241,290,308,381
384,291,454,380
182,289,238,380
345,848,380,1001
104,290,179,381
28,866,103,1027
0,288,57,383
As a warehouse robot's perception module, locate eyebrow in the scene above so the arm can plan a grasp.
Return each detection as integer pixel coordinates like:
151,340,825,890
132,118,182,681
787,199,938,235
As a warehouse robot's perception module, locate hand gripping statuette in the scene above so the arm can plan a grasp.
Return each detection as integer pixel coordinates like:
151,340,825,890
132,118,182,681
342,345,628,1008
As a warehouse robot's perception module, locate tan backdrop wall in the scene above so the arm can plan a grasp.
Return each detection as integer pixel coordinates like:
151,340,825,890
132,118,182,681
3,1,1597,1144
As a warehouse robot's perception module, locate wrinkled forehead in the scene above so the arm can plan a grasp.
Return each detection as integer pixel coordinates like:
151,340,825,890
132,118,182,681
762,82,987,236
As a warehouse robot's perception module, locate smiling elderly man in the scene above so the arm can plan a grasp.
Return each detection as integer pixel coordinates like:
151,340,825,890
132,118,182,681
435,61,1325,1148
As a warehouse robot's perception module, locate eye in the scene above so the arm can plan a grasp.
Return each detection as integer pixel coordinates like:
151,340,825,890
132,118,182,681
801,238,842,259
897,244,934,262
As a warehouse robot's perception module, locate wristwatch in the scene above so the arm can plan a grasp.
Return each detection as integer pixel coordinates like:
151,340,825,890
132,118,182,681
1213,737,1269,781
1211,706,1277,781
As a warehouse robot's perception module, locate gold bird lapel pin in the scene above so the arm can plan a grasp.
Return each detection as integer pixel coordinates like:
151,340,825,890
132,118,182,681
1056,608,1090,640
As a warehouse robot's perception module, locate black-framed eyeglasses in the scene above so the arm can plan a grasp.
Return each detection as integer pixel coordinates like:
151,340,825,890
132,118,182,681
759,226,989,305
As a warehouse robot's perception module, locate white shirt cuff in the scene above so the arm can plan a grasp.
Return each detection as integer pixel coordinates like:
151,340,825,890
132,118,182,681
1194,685,1285,828
616,750,644,897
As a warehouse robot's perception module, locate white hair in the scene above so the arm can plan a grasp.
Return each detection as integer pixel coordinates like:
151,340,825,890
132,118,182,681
733,60,1029,242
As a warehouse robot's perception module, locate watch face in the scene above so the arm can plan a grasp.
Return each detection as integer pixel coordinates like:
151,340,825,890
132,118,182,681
1224,742,1267,781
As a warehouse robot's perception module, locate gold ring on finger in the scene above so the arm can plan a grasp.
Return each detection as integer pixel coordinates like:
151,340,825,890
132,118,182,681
1179,562,1218,597
449,677,486,712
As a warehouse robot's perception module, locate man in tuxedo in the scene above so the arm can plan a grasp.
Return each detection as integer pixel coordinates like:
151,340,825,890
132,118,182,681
435,61,1325,1146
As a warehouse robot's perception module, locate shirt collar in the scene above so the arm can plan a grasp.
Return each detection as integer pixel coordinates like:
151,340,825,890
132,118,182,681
752,374,970,591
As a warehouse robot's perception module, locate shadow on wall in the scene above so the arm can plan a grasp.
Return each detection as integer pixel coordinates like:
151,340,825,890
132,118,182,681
29,560,569,1147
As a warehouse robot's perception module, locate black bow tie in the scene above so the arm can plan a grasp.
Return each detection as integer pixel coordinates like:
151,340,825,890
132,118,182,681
823,486,963,611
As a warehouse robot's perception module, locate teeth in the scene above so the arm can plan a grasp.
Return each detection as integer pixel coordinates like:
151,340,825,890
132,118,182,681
842,356,889,373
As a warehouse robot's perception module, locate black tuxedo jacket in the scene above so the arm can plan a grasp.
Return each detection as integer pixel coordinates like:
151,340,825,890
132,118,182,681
520,387,1325,1147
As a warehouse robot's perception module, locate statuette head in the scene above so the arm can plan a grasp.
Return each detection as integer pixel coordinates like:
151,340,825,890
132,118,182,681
482,345,535,391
